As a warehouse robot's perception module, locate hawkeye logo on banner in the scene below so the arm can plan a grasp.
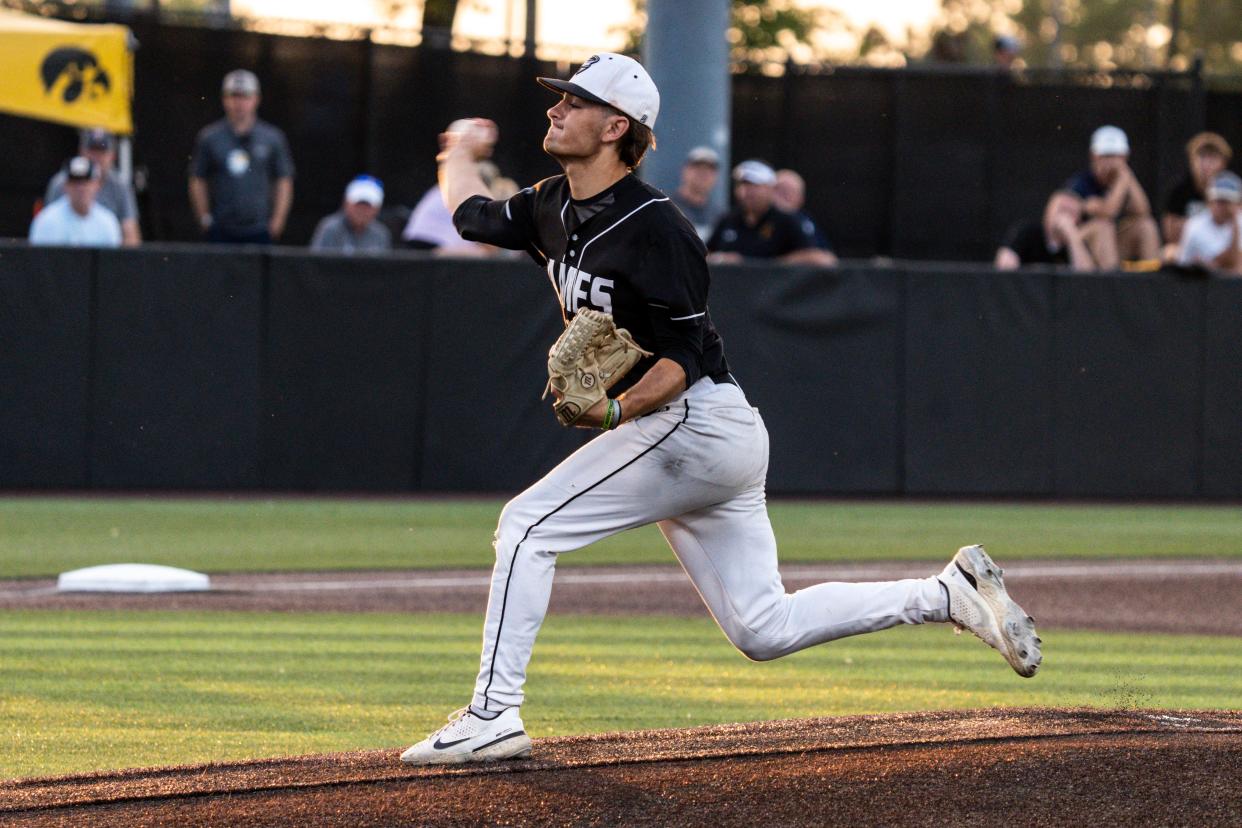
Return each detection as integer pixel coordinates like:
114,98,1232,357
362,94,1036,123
0,10,133,134
41,47,113,104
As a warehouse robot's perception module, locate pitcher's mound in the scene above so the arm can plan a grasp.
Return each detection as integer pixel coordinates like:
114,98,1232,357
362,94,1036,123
6,708,1241,826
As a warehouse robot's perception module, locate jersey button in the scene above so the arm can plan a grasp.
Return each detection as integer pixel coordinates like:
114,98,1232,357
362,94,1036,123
571,234,578,240
569,250,576,257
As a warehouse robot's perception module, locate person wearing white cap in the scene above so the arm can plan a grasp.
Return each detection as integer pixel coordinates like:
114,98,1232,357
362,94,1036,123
1176,171,1242,272
399,52,1040,768
309,175,391,254
670,145,724,241
706,159,836,265
1062,125,1160,269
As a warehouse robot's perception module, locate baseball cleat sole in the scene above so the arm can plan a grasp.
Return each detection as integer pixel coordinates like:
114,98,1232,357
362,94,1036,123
401,732,533,765
942,544,1042,678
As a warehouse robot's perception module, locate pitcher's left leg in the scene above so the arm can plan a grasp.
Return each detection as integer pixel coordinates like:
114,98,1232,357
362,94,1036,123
659,489,947,661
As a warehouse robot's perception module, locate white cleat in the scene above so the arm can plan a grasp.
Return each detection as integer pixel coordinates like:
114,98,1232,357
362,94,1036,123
938,544,1042,678
400,706,532,766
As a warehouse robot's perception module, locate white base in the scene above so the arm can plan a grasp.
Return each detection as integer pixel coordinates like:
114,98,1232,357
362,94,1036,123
57,563,211,593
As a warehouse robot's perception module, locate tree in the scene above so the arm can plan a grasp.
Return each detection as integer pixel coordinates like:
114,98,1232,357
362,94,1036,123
924,0,1242,73
622,0,837,70
376,0,462,48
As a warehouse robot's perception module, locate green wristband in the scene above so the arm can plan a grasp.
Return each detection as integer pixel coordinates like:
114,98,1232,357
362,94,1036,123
601,399,614,430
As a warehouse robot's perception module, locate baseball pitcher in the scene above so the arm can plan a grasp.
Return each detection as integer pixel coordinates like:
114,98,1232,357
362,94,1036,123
400,54,1041,766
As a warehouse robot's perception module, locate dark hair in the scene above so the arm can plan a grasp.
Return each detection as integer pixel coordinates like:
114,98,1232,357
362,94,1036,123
616,117,656,170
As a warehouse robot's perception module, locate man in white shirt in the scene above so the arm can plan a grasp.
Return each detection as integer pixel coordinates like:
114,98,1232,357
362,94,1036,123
1176,171,1242,273
44,128,141,246
30,157,122,248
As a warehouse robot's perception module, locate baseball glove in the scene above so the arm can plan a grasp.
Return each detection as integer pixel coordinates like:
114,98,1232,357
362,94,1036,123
544,309,652,426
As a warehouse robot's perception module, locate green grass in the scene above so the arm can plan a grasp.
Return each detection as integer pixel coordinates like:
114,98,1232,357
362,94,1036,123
3,609,1240,779
2,497,1242,577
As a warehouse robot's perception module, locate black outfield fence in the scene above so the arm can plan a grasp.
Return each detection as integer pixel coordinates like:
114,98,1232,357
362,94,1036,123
1,242,1237,497
0,13,1231,260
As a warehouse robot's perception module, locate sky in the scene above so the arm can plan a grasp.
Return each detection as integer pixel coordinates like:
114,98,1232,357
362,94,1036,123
232,0,944,56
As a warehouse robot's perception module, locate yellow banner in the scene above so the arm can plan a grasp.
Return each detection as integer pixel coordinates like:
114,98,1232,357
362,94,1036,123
0,9,133,134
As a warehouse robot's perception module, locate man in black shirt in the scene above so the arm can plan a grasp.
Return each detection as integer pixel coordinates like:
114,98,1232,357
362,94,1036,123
995,190,1094,270
399,53,1042,767
1161,131,1233,259
707,159,836,265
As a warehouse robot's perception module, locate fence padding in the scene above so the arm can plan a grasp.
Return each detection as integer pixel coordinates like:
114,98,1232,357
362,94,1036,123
1052,274,1203,497
904,268,1055,494
0,246,93,487
2,242,1238,497
711,265,903,492
90,247,263,488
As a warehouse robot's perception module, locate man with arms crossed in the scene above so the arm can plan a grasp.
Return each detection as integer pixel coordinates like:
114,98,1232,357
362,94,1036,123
400,54,1042,766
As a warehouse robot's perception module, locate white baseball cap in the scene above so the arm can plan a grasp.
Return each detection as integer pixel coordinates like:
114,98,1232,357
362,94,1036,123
65,155,100,181
1090,125,1130,156
1207,171,1242,203
537,53,660,129
344,175,384,207
686,146,720,167
222,69,260,96
732,159,777,186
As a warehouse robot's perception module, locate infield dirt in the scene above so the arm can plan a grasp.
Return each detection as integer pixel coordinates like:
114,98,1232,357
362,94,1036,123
3,558,1241,636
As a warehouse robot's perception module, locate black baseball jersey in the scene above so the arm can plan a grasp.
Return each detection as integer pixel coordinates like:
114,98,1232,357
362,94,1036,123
454,173,732,394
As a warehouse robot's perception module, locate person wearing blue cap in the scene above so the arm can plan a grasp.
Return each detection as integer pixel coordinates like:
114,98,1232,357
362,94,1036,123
309,175,392,254
993,35,1020,70
1176,171,1242,272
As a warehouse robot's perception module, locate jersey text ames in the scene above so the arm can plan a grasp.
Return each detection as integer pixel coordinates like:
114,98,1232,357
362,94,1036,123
549,260,614,315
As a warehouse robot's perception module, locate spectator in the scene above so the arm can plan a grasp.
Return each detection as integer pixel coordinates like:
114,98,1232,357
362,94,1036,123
1176,171,1242,273
310,175,392,254
29,157,121,247
44,128,140,246
1064,125,1160,269
994,190,1093,271
773,168,838,264
403,119,517,256
669,145,724,242
706,160,836,266
189,69,295,244
993,35,1020,70
1162,131,1233,258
